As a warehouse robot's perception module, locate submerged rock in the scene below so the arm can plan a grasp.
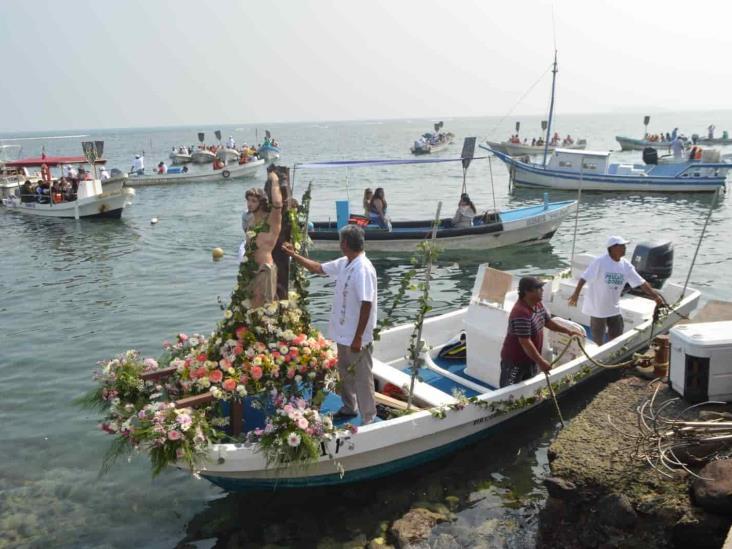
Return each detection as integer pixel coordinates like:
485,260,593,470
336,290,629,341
692,459,732,514
389,507,449,548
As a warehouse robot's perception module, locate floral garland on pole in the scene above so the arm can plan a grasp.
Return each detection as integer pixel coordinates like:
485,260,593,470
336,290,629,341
80,185,344,475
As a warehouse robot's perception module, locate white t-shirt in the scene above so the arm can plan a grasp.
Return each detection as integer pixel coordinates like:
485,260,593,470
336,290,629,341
581,254,645,318
322,254,377,346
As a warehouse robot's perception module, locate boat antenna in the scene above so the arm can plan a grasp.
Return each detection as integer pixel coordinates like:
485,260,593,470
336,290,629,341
682,187,719,298
542,49,558,168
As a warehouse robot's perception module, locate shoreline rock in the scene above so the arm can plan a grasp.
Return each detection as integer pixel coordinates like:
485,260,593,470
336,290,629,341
538,375,732,548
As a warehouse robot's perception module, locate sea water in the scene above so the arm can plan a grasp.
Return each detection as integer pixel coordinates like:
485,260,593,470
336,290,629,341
1,111,732,547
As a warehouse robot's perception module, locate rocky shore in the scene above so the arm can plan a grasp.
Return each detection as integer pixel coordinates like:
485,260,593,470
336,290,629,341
538,375,732,548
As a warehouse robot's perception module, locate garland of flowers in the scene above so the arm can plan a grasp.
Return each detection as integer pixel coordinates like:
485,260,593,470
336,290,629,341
82,185,347,475
288,183,313,328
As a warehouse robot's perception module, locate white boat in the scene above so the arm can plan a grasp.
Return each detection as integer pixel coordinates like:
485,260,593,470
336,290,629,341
486,139,587,156
190,259,700,490
191,149,216,164
169,151,192,165
2,177,134,219
216,148,241,163
310,199,577,252
616,136,676,151
125,158,264,187
484,146,730,193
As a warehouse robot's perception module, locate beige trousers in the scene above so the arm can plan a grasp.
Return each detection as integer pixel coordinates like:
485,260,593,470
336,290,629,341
336,343,377,424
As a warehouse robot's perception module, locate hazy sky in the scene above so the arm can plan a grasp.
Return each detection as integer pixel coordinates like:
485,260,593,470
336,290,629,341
1,0,730,132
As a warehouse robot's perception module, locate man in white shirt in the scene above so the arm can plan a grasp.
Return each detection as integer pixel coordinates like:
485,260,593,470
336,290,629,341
282,225,378,424
568,236,664,345
132,154,144,175
100,166,111,181
227,136,236,149
671,136,685,159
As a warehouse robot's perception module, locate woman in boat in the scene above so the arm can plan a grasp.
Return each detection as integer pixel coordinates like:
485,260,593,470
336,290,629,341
452,194,477,229
213,157,225,171
368,187,390,230
362,188,373,217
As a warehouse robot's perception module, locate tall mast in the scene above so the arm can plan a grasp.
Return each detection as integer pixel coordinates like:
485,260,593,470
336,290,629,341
542,50,558,167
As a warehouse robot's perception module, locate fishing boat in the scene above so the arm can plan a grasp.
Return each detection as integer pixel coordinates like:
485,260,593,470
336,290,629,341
486,139,587,156
169,148,193,165
615,136,676,151
257,130,281,163
191,148,216,164
124,158,264,187
1,155,134,219
191,255,700,491
216,147,241,163
309,198,576,252
484,146,730,193
695,135,732,146
411,122,454,155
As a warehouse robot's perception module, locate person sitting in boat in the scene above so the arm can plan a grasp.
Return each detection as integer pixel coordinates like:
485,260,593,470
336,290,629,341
213,157,225,171
368,187,391,231
59,178,73,201
226,136,236,149
500,277,583,387
550,132,560,146
362,188,373,217
132,154,144,175
452,194,477,229
531,138,536,146
157,161,168,175
536,137,545,146
568,236,664,346
20,180,34,203
100,166,111,181
239,149,250,165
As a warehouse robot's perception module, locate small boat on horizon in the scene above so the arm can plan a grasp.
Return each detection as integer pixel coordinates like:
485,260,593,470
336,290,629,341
411,122,454,155
124,158,264,187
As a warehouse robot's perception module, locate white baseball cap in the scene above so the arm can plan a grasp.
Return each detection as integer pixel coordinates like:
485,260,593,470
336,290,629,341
606,235,630,248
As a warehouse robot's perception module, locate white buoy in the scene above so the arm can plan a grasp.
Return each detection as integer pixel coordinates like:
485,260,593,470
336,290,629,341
150,217,159,225
212,247,224,261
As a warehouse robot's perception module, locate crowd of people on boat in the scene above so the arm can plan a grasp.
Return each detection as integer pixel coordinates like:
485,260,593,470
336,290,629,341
506,133,576,147
16,163,103,204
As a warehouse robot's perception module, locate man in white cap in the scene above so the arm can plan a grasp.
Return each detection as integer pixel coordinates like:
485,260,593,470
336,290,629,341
568,236,664,345
132,154,144,175
100,166,111,181
226,136,236,149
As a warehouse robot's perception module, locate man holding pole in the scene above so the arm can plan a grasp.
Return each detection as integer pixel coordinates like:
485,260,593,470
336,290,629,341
281,225,378,424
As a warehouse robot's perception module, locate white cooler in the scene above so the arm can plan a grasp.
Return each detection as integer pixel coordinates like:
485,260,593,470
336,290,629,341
669,321,732,403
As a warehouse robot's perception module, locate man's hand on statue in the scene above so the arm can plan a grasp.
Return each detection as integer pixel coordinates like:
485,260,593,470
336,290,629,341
350,335,362,352
281,242,295,256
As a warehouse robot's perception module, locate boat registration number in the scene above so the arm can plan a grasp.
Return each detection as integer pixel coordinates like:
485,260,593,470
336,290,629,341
526,214,546,226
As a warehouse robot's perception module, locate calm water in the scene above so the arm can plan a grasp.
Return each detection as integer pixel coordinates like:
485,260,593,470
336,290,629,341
2,112,732,548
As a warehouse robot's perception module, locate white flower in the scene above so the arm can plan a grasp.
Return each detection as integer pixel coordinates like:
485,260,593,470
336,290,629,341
224,309,233,319
287,432,301,447
295,375,302,383
246,230,256,239
236,385,247,397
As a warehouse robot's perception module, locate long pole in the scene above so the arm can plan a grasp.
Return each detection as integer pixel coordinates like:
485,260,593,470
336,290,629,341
407,201,442,411
682,187,719,298
542,50,558,168
569,154,584,265
488,156,497,212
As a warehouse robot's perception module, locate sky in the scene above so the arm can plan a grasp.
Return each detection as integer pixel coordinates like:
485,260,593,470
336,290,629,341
1,0,731,132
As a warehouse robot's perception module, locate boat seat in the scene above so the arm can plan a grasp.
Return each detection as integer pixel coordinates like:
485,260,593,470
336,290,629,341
372,358,457,407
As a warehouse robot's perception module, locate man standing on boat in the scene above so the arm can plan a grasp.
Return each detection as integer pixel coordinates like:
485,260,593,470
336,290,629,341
568,236,664,346
500,277,583,387
282,225,378,424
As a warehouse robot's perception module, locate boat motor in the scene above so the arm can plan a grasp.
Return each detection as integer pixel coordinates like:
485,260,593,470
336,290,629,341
630,240,673,290
642,147,658,165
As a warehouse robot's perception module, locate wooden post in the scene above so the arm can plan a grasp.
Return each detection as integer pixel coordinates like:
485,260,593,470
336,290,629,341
231,400,243,436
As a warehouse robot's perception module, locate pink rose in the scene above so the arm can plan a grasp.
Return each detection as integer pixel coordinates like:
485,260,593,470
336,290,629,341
168,430,182,441
293,334,306,345
222,378,237,392
251,366,263,381
197,353,207,362
209,370,223,383
235,326,248,340
178,333,189,343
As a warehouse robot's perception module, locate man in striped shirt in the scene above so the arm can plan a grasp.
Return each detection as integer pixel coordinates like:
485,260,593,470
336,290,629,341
499,277,582,388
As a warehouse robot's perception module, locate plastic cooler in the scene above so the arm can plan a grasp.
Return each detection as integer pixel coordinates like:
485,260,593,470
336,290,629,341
669,321,732,403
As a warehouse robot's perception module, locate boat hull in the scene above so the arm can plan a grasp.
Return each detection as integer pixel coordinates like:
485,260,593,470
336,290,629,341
616,136,672,151
258,145,280,163
195,284,699,490
170,154,192,165
216,149,241,163
1,188,134,219
486,140,586,156
125,159,264,187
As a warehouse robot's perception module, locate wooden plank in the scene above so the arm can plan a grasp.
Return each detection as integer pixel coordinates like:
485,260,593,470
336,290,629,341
683,299,732,324
375,391,423,411
140,366,177,381
175,392,215,409
478,267,513,305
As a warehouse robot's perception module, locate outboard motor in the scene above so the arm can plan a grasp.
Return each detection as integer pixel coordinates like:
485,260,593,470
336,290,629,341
642,147,658,165
631,240,673,290
110,168,123,177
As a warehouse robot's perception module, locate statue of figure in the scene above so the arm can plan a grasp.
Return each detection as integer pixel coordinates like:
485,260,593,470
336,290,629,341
248,170,283,308
265,165,294,300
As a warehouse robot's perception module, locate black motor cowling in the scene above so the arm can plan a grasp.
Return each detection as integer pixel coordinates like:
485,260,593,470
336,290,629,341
631,240,673,289
642,147,658,165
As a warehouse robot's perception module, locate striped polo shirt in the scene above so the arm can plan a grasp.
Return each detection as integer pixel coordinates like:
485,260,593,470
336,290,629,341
500,299,551,363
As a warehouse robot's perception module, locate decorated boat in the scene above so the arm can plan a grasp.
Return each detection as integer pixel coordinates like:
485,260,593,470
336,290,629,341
83,231,700,490
484,146,730,193
411,122,454,155
124,158,264,187
257,130,281,163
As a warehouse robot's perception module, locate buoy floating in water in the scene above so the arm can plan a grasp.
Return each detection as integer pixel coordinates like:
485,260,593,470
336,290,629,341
150,217,159,224
212,247,224,261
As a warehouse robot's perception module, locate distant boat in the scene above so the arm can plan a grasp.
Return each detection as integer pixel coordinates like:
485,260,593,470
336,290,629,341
125,158,264,187
1,155,133,219
615,136,677,151
258,130,281,162
169,149,192,165
484,146,730,193
216,148,241,163
191,149,216,164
